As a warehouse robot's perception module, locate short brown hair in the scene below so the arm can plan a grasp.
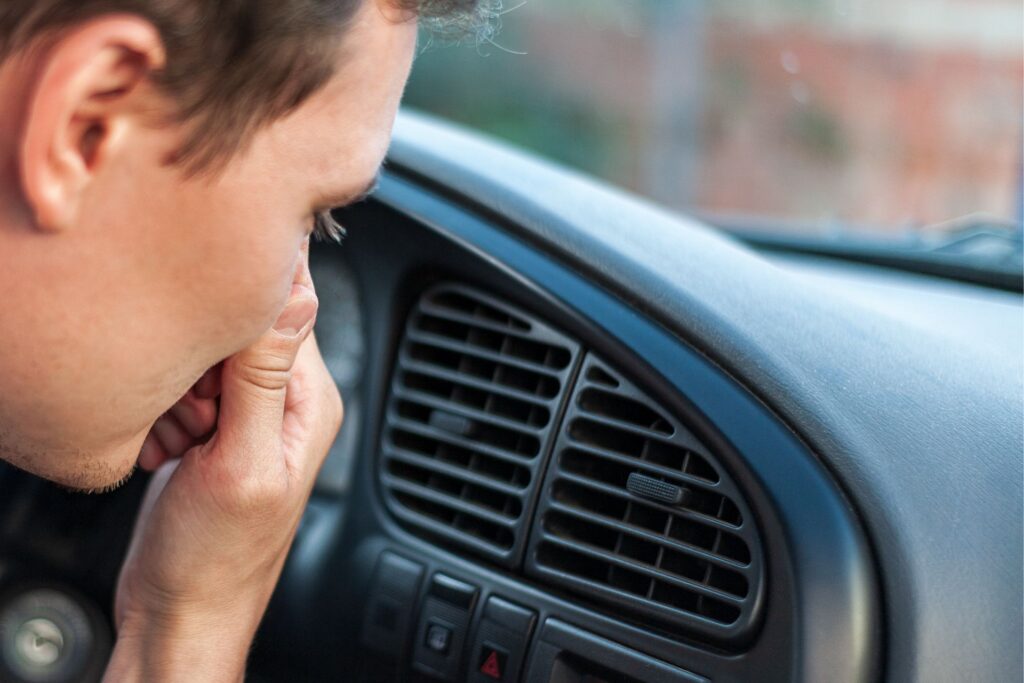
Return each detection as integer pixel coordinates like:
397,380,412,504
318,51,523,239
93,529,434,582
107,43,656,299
0,0,488,170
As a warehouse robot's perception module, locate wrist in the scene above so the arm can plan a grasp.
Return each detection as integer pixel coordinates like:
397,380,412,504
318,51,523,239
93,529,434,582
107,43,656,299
105,608,258,682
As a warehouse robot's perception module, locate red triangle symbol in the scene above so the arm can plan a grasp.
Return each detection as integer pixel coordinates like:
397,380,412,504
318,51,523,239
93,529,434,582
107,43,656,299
480,650,502,679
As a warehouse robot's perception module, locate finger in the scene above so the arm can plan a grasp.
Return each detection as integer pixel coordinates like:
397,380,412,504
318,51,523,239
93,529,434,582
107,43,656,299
138,433,169,472
193,363,223,400
283,332,343,483
216,282,318,468
151,413,196,459
170,392,219,438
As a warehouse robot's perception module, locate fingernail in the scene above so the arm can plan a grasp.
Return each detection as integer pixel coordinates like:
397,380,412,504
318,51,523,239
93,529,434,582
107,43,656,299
274,292,318,337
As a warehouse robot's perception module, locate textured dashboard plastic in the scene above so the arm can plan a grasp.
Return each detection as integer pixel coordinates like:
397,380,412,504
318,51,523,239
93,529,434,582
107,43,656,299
385,111,1023,682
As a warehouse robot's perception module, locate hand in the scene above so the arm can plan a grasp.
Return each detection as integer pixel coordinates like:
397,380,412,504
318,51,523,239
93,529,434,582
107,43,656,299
104,241,343,682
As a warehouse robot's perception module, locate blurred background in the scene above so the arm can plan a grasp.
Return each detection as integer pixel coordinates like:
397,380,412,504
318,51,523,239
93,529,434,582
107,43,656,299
404,0,1023,243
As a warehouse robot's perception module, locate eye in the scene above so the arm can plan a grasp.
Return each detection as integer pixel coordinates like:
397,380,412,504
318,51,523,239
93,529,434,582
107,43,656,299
311,209,346,243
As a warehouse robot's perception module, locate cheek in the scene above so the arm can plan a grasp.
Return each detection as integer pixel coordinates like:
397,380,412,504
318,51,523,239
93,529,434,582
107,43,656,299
263,248,306,322
161,140,310,355
226,237,306,339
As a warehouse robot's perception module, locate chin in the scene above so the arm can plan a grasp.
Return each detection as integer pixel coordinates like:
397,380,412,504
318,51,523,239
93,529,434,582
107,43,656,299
0,438,142,494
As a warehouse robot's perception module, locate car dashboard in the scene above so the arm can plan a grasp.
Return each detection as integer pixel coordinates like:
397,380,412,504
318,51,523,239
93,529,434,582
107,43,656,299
0,112,1020,683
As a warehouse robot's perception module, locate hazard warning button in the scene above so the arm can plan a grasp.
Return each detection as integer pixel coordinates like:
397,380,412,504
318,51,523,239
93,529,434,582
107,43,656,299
478,644,509,680
467,597,535,683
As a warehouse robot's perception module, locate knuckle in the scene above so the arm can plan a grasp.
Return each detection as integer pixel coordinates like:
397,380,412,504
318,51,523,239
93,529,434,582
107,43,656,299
317,381,344,438
196,400,219,429
245,367,293,392
178,394,217,431
230,469,291,517
229,353,294,392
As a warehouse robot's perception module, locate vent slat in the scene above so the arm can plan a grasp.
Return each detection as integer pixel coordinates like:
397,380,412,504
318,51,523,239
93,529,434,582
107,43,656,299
395,387,548,446
388,503,516,554
547,500,750,571
399,356,554,407
382,475,520,527
422,289,532,331
412,311,571,370
560,440,725,493
417,302,537,339
534,542,743,626
527,355,763,641
386,416,536,467
384,446,528,496
569,406,681,443
398,368,552,427
389,393,544,462
538,534,746,606
381,284,579,566
570,417,720,485
406,328,565,378
554,470,743,533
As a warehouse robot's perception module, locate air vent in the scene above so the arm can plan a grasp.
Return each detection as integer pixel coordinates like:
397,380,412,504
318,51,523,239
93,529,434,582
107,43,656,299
525,355,764,643
381,284,580,566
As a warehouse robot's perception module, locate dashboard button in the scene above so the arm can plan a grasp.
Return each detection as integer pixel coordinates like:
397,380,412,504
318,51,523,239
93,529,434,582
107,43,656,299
412,574,479,681
467,597,535,683
483,596,535,632
429,573,477,610
477,643,509,680
425,621,453,655
360,552,424,662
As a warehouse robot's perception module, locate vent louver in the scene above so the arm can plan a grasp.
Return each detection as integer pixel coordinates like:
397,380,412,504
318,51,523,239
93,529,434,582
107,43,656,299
381,284,579,566
526,355,764,642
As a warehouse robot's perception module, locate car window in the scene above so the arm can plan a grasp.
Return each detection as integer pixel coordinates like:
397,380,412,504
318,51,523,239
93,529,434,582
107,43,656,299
405,0,1023,252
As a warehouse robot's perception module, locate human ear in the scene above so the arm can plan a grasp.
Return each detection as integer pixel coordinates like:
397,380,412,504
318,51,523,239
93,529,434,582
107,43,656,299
18,15,165,231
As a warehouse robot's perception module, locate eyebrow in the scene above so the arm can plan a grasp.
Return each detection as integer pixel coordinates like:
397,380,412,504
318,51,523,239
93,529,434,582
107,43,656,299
317,170,381,213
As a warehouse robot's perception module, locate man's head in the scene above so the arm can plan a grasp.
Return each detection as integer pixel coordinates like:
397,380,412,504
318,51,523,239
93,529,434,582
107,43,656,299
0,0,482,489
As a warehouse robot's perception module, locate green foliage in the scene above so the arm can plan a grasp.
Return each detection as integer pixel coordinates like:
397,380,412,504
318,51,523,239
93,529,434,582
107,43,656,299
786,104,847,160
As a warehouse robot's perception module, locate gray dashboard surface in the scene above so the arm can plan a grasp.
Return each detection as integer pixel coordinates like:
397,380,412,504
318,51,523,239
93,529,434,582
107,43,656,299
768,253,1022,355
387,111,1024,682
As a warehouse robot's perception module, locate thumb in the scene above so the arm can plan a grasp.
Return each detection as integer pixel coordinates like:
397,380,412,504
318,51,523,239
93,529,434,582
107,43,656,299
216,284,319,457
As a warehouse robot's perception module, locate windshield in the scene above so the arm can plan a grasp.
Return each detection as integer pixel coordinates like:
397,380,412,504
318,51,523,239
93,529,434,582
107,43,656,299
404,0,1024,266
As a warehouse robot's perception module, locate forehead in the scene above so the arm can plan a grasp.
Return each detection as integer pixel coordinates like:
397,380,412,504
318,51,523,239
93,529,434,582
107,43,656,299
268,3,417,194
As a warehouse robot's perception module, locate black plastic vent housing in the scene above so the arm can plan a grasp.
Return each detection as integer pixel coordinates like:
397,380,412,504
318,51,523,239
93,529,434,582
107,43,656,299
380,283,580,566
525,355,765,644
